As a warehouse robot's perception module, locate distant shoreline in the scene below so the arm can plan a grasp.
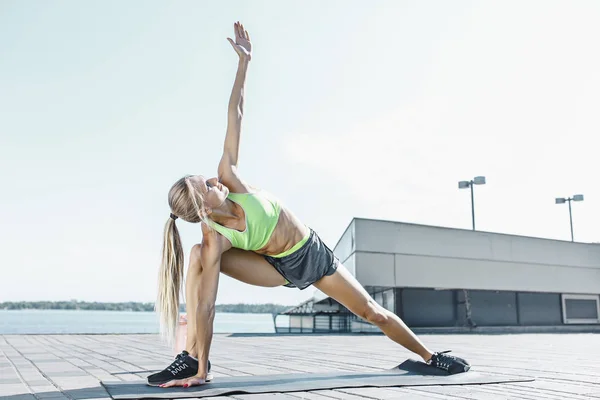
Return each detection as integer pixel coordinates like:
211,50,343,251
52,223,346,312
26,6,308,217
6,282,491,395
0,301,291,314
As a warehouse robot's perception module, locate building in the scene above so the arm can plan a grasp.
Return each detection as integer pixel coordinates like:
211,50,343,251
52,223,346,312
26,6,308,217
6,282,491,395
275,218,600,333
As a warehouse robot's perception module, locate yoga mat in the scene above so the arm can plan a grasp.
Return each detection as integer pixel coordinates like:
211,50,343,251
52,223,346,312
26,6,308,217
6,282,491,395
102,359,535,399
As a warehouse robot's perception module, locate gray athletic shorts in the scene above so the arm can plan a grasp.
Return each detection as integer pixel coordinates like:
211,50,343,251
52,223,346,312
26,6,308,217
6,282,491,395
263,229,339,290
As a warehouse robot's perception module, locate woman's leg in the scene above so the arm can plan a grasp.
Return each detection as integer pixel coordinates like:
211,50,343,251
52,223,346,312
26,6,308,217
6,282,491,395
313,263,434,362
184,244,286,355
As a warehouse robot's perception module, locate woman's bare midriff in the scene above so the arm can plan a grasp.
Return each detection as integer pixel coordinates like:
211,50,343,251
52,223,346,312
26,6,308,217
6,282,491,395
256,206,310,256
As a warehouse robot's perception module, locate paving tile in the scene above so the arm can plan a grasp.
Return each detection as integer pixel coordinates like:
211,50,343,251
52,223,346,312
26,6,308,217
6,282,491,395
0,383,31,396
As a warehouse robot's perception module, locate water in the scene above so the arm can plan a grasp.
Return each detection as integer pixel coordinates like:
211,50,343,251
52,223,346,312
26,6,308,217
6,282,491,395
0,310,286,334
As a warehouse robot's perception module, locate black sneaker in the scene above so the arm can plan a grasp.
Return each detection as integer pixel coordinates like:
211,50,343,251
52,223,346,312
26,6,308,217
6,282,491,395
147,351,212,386
427,350,470,374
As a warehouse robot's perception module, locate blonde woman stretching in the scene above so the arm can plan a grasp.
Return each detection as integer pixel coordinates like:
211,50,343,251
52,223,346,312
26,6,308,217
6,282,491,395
148,22,470,388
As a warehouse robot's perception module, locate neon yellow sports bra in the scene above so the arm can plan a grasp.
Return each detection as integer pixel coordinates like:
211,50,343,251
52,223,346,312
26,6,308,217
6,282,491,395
204,191,281,251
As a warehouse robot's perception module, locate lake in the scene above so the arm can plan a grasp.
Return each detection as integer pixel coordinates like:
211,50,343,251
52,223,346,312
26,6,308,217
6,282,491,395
0,309,290,334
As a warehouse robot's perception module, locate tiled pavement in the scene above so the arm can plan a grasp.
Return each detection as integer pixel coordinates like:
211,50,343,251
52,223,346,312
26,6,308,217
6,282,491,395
1,333,600,399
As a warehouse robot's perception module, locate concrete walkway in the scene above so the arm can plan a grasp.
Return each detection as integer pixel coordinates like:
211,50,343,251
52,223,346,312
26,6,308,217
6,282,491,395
1,333,599,399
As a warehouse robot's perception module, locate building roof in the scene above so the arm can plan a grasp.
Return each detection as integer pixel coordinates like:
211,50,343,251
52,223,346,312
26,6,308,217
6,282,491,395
332,217,599,250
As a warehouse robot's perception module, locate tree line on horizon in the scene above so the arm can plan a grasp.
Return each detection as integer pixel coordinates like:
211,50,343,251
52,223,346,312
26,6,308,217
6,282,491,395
0,301,291,314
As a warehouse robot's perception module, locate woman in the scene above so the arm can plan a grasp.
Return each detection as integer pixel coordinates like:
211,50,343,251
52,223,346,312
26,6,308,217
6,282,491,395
148,22,470,388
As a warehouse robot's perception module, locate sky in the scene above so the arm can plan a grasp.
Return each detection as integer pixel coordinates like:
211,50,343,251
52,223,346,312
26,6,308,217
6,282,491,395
1,0,599,306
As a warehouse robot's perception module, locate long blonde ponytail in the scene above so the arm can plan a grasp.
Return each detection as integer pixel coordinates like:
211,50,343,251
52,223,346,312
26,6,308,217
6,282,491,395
155,175,209,345
156,217,184,345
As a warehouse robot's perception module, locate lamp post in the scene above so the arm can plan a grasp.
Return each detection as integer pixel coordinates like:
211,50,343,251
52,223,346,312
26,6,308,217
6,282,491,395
458,176,486,230
457,176,486,329
555,194,584,242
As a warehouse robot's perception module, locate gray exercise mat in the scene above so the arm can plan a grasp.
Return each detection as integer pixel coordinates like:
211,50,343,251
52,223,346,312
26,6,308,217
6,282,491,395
102,359,535,399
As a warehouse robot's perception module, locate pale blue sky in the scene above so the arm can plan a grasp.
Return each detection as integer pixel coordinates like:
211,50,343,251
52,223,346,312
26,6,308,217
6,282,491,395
1,1,598,305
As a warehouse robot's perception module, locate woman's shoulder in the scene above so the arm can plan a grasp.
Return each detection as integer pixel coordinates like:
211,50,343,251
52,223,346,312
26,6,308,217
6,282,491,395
201,221,233,251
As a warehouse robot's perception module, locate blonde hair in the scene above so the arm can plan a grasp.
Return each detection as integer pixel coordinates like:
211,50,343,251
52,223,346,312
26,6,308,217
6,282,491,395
155,175,209,345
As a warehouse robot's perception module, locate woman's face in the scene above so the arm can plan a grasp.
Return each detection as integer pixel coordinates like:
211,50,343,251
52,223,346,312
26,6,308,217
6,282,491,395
190,175,230,212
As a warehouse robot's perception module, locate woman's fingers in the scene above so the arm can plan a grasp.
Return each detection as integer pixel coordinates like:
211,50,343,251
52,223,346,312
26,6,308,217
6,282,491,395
183,377,206,387
231,21,250,46
159,379,183,388
236,21,242,39
159,376,206,388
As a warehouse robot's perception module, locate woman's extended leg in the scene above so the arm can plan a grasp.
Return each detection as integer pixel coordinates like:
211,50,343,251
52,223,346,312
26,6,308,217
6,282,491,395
313,263,434,362
184,244,286,354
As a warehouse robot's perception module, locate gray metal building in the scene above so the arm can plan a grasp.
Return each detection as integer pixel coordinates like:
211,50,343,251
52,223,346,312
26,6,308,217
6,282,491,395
276,218,600,333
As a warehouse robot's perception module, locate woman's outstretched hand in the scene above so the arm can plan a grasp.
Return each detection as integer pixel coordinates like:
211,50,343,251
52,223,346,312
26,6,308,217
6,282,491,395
159,375,207,388
227,21,252,61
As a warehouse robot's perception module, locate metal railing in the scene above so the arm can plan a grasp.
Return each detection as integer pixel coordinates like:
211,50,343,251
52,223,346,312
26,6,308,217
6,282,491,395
274,313,373,333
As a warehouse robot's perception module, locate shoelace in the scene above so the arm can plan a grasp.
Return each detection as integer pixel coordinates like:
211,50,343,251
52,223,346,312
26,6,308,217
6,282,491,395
429,350,454,371
167,352,189,373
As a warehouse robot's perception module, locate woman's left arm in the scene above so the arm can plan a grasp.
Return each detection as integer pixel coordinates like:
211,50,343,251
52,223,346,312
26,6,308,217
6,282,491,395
219,22,252,180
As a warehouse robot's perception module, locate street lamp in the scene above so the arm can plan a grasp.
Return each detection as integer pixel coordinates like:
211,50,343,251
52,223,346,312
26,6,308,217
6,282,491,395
457,176,486,329
458,176,486,230
555,194,584,242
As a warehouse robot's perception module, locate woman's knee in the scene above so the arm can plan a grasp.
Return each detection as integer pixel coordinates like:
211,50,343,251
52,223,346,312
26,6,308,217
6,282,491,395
362,299,389,325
